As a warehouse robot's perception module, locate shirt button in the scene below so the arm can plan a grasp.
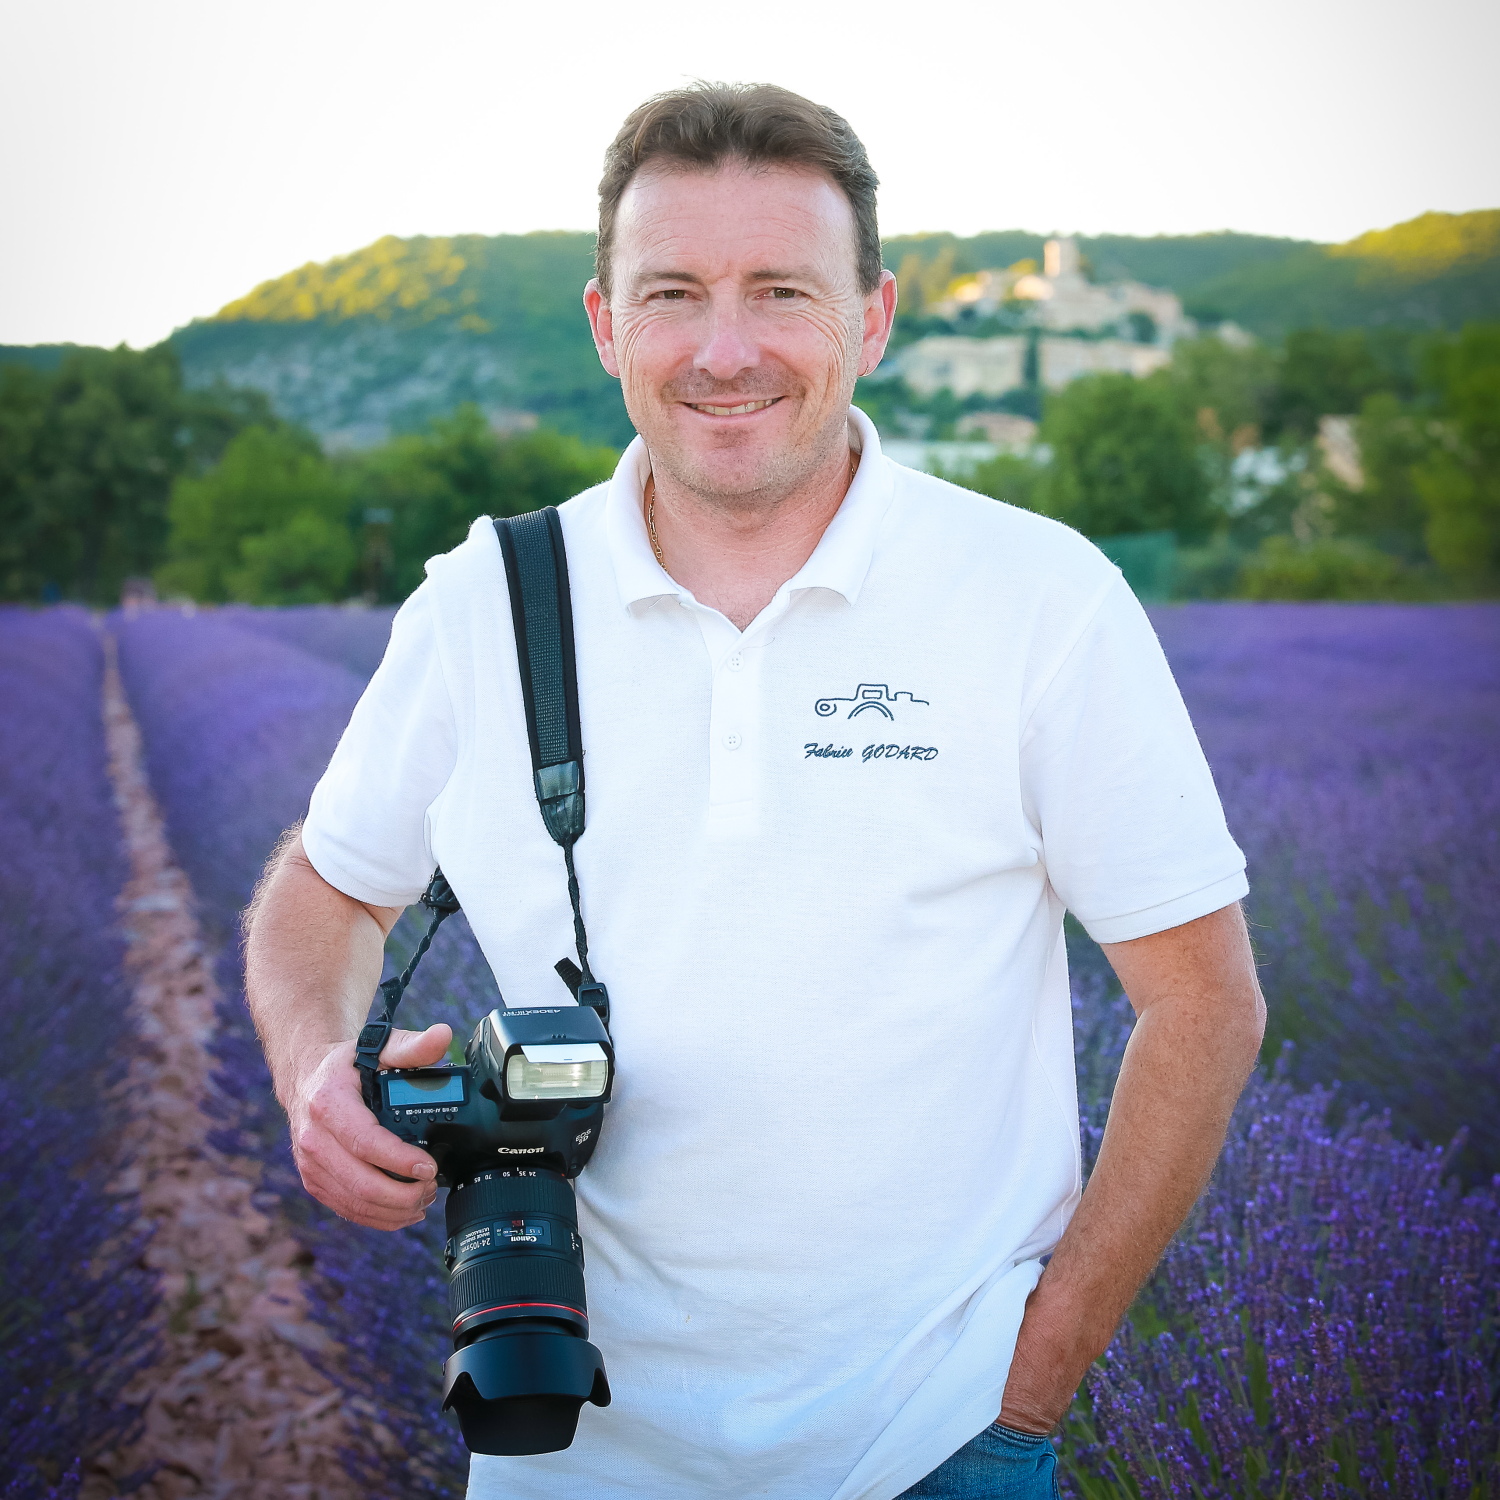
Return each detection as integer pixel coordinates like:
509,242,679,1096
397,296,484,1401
722,732,742,750
726,653,743,671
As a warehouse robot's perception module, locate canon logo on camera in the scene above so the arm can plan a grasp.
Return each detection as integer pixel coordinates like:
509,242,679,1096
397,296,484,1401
496,1146,546,1154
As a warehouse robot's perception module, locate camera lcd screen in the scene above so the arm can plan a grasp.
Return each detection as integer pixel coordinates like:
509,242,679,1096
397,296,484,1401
386,1073,465,1107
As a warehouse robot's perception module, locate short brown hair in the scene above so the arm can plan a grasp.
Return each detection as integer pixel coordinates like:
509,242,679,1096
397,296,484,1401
595,81,882,298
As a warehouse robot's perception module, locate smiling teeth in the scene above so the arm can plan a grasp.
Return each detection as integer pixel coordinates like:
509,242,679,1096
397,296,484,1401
689,399,779,415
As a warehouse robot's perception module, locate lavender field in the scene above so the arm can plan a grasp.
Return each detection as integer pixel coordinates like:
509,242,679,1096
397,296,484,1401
4,600,1498,1498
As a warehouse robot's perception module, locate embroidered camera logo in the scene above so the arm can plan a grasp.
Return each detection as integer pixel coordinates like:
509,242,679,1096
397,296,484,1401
814,683,929,721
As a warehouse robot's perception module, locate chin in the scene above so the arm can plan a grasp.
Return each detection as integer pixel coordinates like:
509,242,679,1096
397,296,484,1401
679,452,790,503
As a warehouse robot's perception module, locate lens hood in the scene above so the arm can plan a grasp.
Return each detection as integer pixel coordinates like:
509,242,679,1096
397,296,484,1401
442,1330,611,1455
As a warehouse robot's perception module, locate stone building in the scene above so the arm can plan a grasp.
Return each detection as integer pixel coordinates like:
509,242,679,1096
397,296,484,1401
1039,337,1170,387
898,330,1169,399
897,236,1193,401
897,336,1028,399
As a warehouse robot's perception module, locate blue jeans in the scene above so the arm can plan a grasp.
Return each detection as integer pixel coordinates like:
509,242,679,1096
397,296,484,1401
896,1421,1059,1499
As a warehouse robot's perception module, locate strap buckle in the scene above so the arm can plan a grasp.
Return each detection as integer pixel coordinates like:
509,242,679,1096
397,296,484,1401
354,1018,392,1106
577,980,611,1027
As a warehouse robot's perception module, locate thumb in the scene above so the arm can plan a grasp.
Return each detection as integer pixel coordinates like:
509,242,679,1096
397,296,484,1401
378,1022,454,1069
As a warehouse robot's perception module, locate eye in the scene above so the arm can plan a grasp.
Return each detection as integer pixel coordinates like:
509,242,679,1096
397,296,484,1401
653,288,689,301
769,287,800,299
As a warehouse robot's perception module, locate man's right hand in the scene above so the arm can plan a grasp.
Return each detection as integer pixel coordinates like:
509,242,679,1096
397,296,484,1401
286,1022,454,1230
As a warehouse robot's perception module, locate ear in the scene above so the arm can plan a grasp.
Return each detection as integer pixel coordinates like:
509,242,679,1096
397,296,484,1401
584,279,622,379
856,270,899,378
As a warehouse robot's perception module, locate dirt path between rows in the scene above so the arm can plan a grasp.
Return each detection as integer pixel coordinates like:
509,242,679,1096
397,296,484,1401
84,635,358,1500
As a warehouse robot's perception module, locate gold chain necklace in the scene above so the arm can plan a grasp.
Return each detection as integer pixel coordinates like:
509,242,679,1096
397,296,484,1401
646,475,664,565
645,450,858,570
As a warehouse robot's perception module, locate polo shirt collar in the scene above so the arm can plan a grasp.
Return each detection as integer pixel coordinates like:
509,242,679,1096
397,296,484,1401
604,405,895,613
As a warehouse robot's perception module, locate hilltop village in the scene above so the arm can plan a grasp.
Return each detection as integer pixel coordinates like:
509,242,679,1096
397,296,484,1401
887,236,1223,426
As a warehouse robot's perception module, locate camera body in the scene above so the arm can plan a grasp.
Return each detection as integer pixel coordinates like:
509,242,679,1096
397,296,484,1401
370,1003,615,1456
372,1004,614,1186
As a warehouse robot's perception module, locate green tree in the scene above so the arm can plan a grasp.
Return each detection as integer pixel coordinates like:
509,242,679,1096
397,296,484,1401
1039,372,1215,541
1236,536,1411,600
0,365,50,598
0,345,271,602
1415,323,1500,592
1334,392,1434,559
1161,334,1278,447
1265,328,1395,439
157,425,356,603
235,510,358,604
359,405,617,598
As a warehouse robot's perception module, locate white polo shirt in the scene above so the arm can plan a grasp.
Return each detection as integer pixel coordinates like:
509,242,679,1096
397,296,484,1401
303,407,1247,1500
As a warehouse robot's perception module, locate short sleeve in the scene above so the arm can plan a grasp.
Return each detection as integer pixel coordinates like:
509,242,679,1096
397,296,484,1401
302,582,457,907
1022,576,1247,944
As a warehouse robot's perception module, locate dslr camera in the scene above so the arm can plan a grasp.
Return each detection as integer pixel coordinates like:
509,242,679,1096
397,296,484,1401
368,999,615,1455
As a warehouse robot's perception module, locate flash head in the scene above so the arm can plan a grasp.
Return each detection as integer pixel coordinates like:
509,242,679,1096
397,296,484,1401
506,1044,610,1101
479,1007,615,1109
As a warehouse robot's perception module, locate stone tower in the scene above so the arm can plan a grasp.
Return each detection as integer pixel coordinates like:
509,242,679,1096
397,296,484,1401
1044,236,1081,279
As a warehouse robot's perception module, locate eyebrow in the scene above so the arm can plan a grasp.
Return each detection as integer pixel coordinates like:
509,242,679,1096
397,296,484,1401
634,267,818,286
636,270,704,287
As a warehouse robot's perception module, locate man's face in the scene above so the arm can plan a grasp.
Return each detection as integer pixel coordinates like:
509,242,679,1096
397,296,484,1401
585,161,896,505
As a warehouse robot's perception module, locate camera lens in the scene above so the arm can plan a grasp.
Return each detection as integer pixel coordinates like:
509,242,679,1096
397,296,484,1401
446,1168,587,1338
441,1168,610,1454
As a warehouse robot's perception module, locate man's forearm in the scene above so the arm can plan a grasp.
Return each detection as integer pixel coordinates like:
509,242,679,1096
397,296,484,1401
244,831,451,1229
243,829,399,1108
999,903,1266,1430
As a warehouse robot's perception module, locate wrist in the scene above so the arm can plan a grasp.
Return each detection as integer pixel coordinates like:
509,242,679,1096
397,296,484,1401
274,1033,353,1118
999,1274,1110,1432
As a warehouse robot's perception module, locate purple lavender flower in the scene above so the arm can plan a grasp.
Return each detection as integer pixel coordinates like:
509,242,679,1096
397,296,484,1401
0,608,157,1500
221,602,397,681
1062,1078,1500,1497
1149,603,1500,1178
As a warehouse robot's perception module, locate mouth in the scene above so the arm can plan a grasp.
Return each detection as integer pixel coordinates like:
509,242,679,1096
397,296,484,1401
681,397,784,417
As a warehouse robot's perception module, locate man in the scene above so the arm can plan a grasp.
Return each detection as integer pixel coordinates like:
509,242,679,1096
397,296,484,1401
245,83,1264,1500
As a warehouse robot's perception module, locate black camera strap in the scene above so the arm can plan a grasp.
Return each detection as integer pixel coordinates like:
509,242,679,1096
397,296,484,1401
355,506,605,1102
494,508,606,1016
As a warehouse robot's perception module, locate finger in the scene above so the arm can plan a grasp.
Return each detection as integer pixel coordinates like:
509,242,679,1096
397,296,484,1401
302,1161,433,1231
298,1150,433,1226
342,1103,441,1182
299,1145,439,1217
302,1167,423,1229
310,1079,439,1182
332,1148,438,1212
379,1023,453,1070
302,1116,438,1211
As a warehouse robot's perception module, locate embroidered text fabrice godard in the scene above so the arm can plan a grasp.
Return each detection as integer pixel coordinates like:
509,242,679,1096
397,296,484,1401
803,742,939,762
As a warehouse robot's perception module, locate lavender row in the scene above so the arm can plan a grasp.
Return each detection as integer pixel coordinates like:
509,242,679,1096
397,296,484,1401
1156,604,1500,1176
220,603,397,683
1064,1075,1500,1497
112,609,382,1236
113,607,477,1493
0,609,157,1499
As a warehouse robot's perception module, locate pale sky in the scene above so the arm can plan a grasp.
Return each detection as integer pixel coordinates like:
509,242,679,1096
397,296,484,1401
3,0,1496,349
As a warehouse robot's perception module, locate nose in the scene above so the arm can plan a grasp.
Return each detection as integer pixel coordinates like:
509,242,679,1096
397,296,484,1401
694,288,760,383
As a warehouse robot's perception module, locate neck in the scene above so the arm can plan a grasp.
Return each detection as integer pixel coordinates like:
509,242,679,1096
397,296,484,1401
646,438,857,631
